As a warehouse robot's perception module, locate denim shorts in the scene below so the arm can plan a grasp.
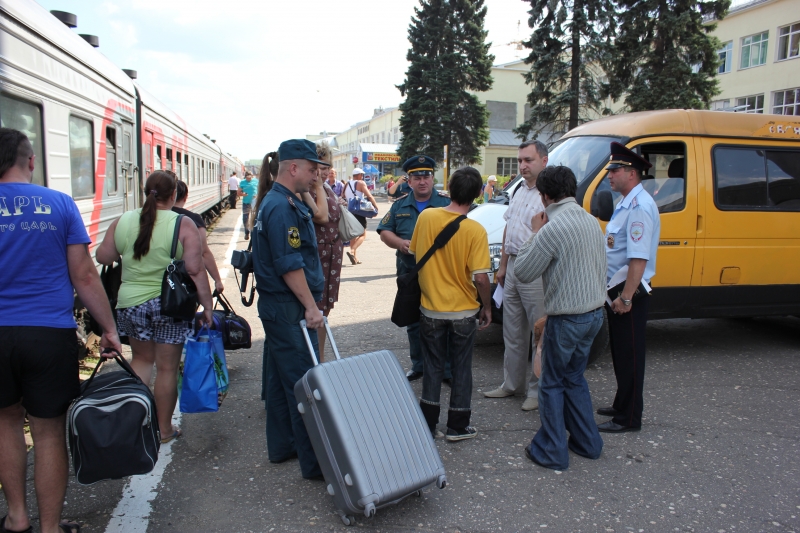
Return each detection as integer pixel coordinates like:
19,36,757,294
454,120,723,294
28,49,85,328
117,296,193,344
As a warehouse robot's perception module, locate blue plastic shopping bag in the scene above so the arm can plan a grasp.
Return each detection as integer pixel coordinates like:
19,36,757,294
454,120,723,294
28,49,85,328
180,327,220,413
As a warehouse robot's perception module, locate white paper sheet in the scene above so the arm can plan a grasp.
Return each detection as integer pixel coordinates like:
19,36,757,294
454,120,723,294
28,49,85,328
606,265,652,307
492,283,504,308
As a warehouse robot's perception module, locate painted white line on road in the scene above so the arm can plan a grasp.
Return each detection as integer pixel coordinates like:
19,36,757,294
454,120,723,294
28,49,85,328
104,216,243,533
104,412,180,533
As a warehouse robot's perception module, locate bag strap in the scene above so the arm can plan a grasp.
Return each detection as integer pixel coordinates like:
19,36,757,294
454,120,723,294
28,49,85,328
170,214,184,260
84,349,142,390
410,215,466,276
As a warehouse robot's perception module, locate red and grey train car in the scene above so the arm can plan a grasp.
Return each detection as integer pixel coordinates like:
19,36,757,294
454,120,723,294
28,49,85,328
0,0,242,255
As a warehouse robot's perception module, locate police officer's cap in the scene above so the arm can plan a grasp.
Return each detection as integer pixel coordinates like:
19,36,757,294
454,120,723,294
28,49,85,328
605,142,652,173
402,155,436,175
278,139,331,166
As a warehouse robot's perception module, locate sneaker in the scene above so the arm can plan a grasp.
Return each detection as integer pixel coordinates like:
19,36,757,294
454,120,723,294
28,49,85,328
432,429,445,439
521,396,539,411
446,426,478,442
483,387,514,398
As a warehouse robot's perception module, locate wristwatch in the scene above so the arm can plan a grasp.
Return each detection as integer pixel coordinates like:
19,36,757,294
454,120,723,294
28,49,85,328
620,297,632,306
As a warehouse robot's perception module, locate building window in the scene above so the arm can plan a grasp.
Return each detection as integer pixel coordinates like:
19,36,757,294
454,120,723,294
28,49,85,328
496,157,518,176
69,116,94,199
0,93,45,186
778,23,800,61
711,99,731,110
773,88,800,115
718,41,732,73
736,94,764,113
740,31,768,69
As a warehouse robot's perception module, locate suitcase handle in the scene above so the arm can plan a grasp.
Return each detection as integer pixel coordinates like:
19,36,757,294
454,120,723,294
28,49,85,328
299,317,341,366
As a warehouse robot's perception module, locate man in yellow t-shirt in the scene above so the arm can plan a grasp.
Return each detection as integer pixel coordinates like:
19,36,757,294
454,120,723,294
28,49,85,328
409,166,492,442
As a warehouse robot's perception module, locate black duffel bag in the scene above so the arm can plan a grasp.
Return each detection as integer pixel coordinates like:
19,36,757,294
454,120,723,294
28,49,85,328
391,215,465,327
68,352,160,485
194,292,252,350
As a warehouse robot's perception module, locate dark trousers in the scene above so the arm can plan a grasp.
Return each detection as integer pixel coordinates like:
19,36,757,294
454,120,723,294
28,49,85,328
606,297,649,429
528,309,604,470
260,300,322,479
419,314,477,433
229,190,238,209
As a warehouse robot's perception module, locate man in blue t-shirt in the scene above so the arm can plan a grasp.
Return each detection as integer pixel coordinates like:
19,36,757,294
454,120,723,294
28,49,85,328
239,172,258,240
0,129,121,533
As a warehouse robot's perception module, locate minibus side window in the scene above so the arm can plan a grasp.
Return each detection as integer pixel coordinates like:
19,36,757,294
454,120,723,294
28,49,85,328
714,147,800,211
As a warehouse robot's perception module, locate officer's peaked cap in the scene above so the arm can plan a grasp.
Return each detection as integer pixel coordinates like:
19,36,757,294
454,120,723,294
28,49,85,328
605,142,652,172
402,155,436,174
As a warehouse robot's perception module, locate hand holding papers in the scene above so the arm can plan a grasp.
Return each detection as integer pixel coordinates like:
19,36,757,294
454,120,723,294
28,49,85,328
492,283,504,308
605,265,652,308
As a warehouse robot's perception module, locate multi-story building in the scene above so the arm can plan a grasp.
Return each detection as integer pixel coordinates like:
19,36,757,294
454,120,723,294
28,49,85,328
707,0,800,114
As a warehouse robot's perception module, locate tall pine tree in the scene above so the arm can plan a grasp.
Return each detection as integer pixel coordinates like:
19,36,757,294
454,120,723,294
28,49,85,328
602,0,730,111
397,0,494,168
514,0,615,141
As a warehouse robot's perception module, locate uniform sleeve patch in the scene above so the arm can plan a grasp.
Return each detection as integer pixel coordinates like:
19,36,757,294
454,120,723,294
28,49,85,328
381,213,390,225
288,227,301,248
630,221,644,242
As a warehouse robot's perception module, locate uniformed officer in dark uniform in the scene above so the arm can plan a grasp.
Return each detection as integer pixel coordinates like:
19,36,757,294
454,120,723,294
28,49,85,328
597,142,661,433
377,155,452,382
252,139,329,479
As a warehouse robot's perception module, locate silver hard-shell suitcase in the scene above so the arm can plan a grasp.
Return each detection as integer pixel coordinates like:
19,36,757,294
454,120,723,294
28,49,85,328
294,319,447,526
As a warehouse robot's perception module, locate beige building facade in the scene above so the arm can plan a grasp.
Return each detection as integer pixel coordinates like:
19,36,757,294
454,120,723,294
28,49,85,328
708,0,800,114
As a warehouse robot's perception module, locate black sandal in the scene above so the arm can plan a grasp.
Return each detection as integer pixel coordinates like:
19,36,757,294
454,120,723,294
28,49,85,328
0,515,33,533
58,521,81,533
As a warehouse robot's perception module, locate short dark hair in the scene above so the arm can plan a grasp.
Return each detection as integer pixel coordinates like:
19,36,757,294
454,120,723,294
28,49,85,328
536,166,577,202
448,166,483,205
519,139,548,158
0,128,33,179
175,179,189,202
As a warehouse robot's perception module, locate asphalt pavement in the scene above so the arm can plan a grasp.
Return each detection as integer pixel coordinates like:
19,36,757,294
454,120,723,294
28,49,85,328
3,199,799,533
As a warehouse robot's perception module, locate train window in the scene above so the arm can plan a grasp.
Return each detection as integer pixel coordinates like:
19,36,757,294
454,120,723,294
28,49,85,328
176,152,182,179
123,132,132,162
105,127,117,195
145,142,151,171
201,160,205,183
69,116,94,199
184,154,189,181
191,157,195,185
0,94,45,186
156,145,162,170
166,147,173,172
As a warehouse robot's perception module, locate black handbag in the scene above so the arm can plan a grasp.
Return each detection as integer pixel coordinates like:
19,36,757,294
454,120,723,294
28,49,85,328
391,215,466,327
231,238,256,307
87,261,122,336
160,214,199,321
194,292,252,350
68,352,160,485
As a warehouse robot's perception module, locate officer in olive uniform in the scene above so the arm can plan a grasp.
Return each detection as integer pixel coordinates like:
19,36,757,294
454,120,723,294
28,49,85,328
377,155,451,381
597,142,661,433
253,139,329,479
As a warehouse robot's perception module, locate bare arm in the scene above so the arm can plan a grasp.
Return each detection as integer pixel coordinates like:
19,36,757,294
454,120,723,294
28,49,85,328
388,178,404,195
379,229,410,255
474,273,492,330
282,269,323,329
95,218,121,265
67,244,121,355
495,226,509,287
178,217,213,324
611,258,647,315
358,181,379,210
306,182,329,224
199,229,223,294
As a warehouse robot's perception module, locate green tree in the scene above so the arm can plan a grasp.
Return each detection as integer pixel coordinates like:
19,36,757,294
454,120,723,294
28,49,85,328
397,0,494,169
602,0,730,111
514,0,616,141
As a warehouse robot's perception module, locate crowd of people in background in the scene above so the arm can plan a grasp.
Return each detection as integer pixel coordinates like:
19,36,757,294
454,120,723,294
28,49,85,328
0,123,660,530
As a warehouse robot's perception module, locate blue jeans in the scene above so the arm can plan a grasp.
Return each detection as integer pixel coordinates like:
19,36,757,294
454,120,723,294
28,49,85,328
242,202,252,236
527,308,604,470
419,314,477,432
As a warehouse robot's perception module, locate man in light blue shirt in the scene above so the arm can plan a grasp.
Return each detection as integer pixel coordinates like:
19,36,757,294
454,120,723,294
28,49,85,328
597,142,661,434
240,172,258,240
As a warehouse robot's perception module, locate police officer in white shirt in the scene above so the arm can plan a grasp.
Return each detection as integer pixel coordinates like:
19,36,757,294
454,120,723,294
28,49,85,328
596,142,661,433
483,140,548,411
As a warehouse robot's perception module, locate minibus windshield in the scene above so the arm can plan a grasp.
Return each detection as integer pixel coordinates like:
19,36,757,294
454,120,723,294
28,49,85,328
547,135,622,185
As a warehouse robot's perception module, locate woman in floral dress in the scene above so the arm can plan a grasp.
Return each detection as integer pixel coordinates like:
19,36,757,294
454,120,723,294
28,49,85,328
309,141,343,361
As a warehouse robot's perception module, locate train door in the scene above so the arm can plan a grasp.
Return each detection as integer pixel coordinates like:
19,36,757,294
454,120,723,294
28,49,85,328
144,130,154,176
121,121,136,211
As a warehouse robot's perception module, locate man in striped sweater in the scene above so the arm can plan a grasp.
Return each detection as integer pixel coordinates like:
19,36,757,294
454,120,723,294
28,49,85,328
513,166,607,470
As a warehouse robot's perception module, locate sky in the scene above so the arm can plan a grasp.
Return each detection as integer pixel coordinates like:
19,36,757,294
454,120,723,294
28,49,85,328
35,0,533,162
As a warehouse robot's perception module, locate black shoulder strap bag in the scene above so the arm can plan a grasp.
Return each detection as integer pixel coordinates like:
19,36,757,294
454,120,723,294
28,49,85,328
391,215,466,327
161,214,199,321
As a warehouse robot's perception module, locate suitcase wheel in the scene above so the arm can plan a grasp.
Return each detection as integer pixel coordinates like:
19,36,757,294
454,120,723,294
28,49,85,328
414,489,423,497
437,475,447,489
364,503,376,518
340,514,356,526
